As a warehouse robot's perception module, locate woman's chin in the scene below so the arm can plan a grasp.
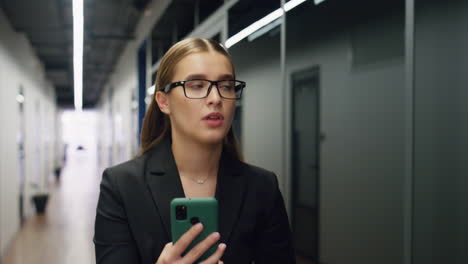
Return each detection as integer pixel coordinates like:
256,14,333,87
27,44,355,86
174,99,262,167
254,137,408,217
198,133,226,146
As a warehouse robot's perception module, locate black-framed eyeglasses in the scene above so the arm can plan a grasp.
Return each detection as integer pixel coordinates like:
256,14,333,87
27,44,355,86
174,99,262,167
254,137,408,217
163,79,246,99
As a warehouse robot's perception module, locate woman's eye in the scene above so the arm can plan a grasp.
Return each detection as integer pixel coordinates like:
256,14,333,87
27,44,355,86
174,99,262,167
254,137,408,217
220,82,234,90
188,83,204,89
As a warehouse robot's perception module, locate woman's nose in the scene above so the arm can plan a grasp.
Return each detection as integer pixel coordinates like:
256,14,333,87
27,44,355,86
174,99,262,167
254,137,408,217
206,85,222,104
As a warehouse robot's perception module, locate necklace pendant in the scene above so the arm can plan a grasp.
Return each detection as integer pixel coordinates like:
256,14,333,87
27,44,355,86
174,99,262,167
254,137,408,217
196,179,205,184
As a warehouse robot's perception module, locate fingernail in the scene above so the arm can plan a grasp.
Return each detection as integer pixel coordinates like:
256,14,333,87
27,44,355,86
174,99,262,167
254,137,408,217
194,223,203,230
211,232,220,239
219,243,226,250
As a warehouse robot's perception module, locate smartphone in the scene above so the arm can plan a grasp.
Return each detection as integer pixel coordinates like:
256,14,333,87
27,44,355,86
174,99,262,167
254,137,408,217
170,197,219,262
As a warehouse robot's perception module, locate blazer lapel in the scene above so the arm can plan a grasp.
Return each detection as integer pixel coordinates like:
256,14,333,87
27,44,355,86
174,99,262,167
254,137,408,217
145,137,185,239
215,150,246,244
144,136,247,244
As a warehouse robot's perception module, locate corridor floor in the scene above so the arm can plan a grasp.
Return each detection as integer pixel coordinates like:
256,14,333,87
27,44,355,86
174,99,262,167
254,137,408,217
1,147,100,264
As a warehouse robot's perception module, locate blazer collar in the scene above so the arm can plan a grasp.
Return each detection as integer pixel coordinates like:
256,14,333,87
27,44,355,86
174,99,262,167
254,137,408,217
144,136,246,243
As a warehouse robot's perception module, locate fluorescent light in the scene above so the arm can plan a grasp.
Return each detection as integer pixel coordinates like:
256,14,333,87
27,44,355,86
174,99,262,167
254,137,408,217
284,0,307,11
314,0,327,5
115,114,122,124
225,8,284,48
131,100,138,110
73,0,83,111
247,17,282,42
225,0,310,48
147,85,155,95
16,94,25,103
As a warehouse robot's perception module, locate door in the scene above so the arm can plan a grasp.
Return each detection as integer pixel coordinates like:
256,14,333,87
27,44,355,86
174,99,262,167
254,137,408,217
291,66,320,262
17,86,26,224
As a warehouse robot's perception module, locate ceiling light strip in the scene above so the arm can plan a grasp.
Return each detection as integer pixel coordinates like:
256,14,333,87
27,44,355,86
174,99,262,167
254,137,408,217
225,0,312,48
225,8,283,48
73,0,84,111
284,0,307,11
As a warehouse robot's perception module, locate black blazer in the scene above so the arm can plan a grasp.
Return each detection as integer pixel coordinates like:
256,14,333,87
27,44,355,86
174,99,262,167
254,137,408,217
94,137,295,264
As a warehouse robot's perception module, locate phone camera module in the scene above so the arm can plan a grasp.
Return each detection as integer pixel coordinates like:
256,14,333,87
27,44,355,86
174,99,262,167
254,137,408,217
176,205,187,220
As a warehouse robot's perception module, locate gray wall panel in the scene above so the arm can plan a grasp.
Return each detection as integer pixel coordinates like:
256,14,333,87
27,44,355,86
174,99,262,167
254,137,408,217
413,1,468,263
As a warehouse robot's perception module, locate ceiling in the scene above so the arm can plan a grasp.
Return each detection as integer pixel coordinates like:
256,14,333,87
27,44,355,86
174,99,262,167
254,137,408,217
149,0,224,66
1,0,151,108
1,0,286,108
147,0,277,70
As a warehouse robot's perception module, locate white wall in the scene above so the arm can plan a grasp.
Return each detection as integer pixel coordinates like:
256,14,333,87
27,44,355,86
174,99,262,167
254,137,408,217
110,83,136,165
97,43,140,169
96,0,173,169
0,8,57,257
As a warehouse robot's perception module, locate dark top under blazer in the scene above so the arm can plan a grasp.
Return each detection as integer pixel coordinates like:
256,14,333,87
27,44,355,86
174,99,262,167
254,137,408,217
94,137,295,264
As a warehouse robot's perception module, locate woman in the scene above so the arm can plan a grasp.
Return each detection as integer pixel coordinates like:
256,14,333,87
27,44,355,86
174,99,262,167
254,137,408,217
94,38,295,264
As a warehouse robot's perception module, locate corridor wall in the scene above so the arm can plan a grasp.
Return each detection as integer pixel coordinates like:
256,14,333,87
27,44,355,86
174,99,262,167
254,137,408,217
0,8,57,257
96,0,172,170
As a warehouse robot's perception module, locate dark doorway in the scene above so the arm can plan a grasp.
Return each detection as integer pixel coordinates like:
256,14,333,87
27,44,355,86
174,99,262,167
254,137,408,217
291,66,321,263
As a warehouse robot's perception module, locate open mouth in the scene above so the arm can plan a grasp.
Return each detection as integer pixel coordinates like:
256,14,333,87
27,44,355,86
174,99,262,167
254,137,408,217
205,116,222,120
203,112,224,120
203,112,224,127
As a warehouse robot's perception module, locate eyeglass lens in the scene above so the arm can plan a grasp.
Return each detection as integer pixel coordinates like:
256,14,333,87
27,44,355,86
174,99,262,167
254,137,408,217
184,80,242,99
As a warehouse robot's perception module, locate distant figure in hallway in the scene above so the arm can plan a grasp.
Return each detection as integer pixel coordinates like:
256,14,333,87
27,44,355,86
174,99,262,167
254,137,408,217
94,37,295,264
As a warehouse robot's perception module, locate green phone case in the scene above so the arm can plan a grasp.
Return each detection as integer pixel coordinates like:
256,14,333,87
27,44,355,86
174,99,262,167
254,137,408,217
170,197,219,263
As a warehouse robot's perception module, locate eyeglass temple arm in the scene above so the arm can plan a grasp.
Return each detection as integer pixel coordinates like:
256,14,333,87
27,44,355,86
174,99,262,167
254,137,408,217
163,81,184,93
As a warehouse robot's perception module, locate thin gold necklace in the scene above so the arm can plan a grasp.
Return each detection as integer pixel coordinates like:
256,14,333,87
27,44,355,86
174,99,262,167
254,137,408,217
195,178,208,184
184,175,210,184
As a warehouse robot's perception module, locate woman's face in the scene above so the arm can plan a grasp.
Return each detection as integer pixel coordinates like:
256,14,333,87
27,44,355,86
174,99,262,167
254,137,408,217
156,51,236,146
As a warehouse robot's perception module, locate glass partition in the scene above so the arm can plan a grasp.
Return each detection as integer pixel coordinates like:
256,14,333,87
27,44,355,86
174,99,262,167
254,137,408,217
413,0,468,263
227,1,283,179
286,0,406,263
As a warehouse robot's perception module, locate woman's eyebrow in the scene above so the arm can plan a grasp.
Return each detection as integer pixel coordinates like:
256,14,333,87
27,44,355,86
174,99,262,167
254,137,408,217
184,73,234,80
185,74,206,80
218,74,234,80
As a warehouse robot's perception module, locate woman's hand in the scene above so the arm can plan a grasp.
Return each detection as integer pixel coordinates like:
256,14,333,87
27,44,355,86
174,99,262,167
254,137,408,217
156,223,226,264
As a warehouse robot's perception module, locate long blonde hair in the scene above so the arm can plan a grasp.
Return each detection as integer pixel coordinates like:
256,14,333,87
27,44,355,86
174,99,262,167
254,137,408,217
137,38,243,161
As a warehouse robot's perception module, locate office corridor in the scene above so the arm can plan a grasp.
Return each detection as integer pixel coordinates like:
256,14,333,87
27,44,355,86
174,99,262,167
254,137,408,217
1,147,100,264
1,1,467,263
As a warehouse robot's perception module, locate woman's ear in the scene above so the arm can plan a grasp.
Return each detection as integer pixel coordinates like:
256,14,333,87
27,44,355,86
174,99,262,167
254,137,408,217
155,91,171,115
